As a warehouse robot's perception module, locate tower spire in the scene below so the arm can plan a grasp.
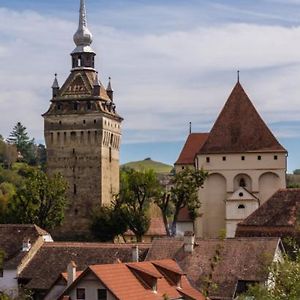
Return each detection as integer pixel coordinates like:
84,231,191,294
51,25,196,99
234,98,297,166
107,77,114,101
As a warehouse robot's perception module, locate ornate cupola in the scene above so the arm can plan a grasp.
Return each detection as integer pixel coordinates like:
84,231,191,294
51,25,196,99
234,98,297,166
71,0,95,70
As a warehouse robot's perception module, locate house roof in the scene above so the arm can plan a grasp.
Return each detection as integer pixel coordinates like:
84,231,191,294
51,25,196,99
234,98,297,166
60,259,205,300
146,237,281,299
175,133,209,165
200,82,286,154
236,189,300,238
0,224,50,269
125,216,167,238
177,207,193,222
19,242,151,290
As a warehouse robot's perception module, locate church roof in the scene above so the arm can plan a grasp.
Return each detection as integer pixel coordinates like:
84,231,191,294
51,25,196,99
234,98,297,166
200,82,286,154
175,133,209,165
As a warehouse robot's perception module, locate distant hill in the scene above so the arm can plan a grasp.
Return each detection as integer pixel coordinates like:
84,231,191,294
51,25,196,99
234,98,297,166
121,158,173,174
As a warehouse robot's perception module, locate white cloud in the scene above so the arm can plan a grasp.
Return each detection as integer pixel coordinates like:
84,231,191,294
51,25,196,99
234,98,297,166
1,5,300,146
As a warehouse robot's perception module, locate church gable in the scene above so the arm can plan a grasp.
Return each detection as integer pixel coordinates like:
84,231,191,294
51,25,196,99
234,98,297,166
228,187,258,201
200,82,286,154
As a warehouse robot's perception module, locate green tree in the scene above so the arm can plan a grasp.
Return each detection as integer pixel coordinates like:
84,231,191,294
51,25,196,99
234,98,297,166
118,168,160,242
293,169,300,175
90,205,128,242
2,170,68,230
7,122,36,165
240,244,300,300
155,168,208,236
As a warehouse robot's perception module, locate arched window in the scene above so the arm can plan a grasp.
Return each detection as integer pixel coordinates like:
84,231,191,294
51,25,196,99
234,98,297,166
238,204,245,209
239,178,246,187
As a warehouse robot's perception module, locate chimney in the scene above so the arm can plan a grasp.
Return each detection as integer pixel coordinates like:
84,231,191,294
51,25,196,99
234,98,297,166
67,261,77,286
132,245,139,262
183,231,195,253
22,239,31,252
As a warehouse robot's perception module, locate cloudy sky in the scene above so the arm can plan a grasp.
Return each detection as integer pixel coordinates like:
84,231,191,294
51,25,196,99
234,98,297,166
1,0,300,171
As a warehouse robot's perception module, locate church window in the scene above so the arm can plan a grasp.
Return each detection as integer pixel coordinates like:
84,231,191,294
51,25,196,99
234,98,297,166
73,184,77,195
239,178,246,187
241,156,245,161
257,155,262,160
222,156,226,161
274,155,278,160
238,204,245,209
206,157,210,163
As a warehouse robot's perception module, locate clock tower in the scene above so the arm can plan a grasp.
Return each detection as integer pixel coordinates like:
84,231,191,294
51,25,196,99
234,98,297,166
43,0,122,240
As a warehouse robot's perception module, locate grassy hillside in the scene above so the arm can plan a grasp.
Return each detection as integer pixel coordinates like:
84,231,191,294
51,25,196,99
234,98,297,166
121,158,173,174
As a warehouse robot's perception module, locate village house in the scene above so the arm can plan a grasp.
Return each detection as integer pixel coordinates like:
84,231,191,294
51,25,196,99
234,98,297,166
0,224,53,298
175,81,287,239
56,259,205,300
146,233,284,300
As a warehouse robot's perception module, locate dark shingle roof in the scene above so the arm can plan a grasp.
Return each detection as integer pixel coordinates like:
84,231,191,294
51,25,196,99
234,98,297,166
20,242,151,290
175,133,209,165
146,237,281,299
0,224,49,269
200,82,286,154
236,189,300,239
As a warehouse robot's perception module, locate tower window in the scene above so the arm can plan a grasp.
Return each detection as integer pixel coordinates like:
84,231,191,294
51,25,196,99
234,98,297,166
94,119,97,124
239,178,246,187
206,157,210,163
59,121,62,125
274,155,278,160
238,204,245,209
241,156,245,161
83,120,86,124
73,184,77,195
71,132,76,142
57,104,61,110
87,102,92,110
73,102,78,110
222,156,226,161
257,155,262,160
109,147,112,163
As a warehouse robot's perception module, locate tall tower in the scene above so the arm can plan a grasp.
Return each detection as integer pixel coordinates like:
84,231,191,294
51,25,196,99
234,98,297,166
43,0,123,240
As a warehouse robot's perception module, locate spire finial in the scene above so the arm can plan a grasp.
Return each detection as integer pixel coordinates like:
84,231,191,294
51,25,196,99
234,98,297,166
93,71,100,86
189,122,192,134
52,73,59,89
237,70,240,83
73,0,93,48
107,77,114,101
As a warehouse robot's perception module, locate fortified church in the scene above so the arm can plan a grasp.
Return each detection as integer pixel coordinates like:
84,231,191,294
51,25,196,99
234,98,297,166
176,80,287,238
43,0,122,239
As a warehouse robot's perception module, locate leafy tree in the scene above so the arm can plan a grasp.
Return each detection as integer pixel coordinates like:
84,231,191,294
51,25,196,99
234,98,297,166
90,205,128,242
293,169,300,175
155,168,208,236
240,243,300,300
2,170,68,230
118,168,160,242
0,182,16,216
7,122,36,165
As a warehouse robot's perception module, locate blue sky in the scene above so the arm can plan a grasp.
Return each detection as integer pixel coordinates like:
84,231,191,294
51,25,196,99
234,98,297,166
1,0,300,171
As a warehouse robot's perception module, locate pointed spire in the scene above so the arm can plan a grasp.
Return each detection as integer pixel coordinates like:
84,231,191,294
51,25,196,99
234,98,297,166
52,74,59,98
73,0,93,50
52,73,59,89
93,72,101,96
237,70,240,83
189,122,192,134
107,77,114,101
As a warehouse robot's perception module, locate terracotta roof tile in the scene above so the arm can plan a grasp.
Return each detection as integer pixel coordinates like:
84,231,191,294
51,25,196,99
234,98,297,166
146,237,281,299
200,82,286,154
20,242,150,290
175,133,209,165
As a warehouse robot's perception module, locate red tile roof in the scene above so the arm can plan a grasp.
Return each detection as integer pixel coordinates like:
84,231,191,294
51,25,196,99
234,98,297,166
175,133,209,165
236,189,300,239
200,82,286,154
177,207,193,222
60,259,205,300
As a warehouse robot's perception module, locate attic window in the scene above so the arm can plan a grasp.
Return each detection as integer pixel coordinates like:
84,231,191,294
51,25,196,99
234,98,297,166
238,204,245,209
76,288,85,299
98,289,107,300
274,155,278,160
257,155,262,160
222,156,226,161
239,192,244,197
206,157,210,163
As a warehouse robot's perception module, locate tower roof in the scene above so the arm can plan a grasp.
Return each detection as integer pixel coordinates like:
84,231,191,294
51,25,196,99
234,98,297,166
72,0,94,54
200,82,286,154
51,73,59,89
